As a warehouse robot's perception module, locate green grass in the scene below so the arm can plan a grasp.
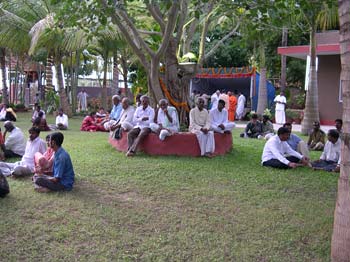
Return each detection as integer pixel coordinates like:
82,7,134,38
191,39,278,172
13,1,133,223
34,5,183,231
0,112,336,261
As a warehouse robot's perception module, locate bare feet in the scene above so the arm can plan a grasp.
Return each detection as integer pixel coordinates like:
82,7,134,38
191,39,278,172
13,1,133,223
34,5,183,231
204,153,214,158
35,187,50,193
126,151,135,157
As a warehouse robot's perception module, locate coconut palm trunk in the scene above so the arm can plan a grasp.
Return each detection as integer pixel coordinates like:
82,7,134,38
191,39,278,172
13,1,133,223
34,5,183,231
301,24,320,134
55,56,72,117
257,44,267,115
0,47,9,105
331,1,350,261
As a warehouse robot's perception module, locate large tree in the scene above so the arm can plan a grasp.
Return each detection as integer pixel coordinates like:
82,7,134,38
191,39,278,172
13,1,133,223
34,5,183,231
331,0,350,261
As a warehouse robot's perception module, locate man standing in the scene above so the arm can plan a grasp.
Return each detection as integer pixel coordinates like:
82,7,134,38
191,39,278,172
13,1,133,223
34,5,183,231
1,121,26,158
34,132,75,192
77,89,89,111
307,121,326,151
126,95,154,156
236,90,246,120
228,91,237,121
0,127,46,177
262,127,309,169
335,119,343,133
189,97,215,157
210,90,220,110
150,99,179,141
209,99,235,134
219,91,229,110
103,95,123,131
55,108,68,130
274,91,287,124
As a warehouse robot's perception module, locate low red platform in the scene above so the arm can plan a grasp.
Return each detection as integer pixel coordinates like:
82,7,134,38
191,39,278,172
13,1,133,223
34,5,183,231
108,131,232,157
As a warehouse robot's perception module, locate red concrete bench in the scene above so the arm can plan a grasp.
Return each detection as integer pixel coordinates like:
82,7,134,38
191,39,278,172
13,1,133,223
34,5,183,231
108,131,232,157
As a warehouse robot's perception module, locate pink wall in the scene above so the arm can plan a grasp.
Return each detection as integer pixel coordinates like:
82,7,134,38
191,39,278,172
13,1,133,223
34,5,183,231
318,55,342,125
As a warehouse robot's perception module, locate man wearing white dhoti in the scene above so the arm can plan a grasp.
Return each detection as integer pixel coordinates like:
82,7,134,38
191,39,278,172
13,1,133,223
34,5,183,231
150,99,179,141
274,91,286,124
236,90,246,120
209,100,235,134
77,89,89,111
189,97,215,157
210,90,220,110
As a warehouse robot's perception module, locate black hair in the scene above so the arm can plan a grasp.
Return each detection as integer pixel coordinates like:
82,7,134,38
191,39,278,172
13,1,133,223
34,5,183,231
251,113,258,119
218,99,225,106
283,122,292,127
328,129,340,139
335,119,343,125
38,111,44,117
50,132,64,147
277,127,290,136
45,134,51,141
29,126,41,135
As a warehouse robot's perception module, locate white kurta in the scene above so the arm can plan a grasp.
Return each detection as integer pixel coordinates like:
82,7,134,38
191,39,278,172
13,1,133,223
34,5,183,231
274,95,286,124
189,107,215,155
219,94,229,110
209,108,235,133
236,94,246,119
210,93,220,110
150,106,179,140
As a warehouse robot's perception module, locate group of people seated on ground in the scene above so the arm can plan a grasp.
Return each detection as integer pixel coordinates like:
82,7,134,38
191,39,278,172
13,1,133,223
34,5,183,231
240,113,275,140
0,121,75,196
31,104,69,131
261,119,343,172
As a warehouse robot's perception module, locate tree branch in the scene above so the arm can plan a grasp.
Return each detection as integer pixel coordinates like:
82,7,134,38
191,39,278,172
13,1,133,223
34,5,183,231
174,0,190,47
155,0,180,59
147,3,165,33
203,19,242,62
138,29,162,36
99,0,150,69
197,2,214,65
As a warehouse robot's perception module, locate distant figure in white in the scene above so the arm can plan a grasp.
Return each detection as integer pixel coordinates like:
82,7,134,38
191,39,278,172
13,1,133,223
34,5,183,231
210,90,220,110
274,91,286,124
236,90,246,120
77,89,89,111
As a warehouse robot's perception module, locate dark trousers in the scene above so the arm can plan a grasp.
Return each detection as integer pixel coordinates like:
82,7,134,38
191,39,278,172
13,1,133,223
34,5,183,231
263,156,300,169
4,149,22,158
312,160,337,172
35,177,65,191
127,127,151,152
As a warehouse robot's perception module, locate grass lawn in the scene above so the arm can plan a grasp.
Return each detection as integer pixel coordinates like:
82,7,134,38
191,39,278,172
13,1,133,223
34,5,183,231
0,112,336,261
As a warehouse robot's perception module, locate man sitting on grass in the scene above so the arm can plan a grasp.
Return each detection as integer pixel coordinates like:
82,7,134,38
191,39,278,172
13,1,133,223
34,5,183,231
0,127,46,177
209,99,235,134
262,127,309,169
283,122,309,158
311,129,341,172
1,121,26,159
240,113,262,138
34,132,75,192
307,121,326,151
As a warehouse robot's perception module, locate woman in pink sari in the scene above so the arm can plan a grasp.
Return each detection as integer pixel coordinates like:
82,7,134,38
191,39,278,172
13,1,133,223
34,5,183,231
81,112,106,132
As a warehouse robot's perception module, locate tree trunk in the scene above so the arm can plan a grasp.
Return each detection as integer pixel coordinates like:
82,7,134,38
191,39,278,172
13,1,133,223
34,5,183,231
0,48,9,105
101,55,108,109
280,27,288,92
55,56,72,117
71,51,80,114
148,57,163,105
301,25,320,135
331,1,350,261
257,44,267,115
113,53,119,96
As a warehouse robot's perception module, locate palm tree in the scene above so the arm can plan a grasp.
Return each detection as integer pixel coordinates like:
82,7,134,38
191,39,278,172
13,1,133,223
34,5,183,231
331,1,350,261
0,47,9,104
300,0,338,134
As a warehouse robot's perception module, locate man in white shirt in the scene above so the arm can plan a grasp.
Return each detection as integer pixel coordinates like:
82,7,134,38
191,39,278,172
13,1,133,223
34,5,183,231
209,99,235,134
1,121,26,158
210,90,220,110
236,90,246,120
311,129,341,172
262,127,309,169
126,95,154,156
0,127,46,177
56,108,68,130
150,99,179,141
31,104,46,122
110,98,135,139
189,97,215,157
274,91,287,124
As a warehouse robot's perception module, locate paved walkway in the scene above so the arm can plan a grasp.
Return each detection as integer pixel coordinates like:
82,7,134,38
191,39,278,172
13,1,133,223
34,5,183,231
235,122,335,133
